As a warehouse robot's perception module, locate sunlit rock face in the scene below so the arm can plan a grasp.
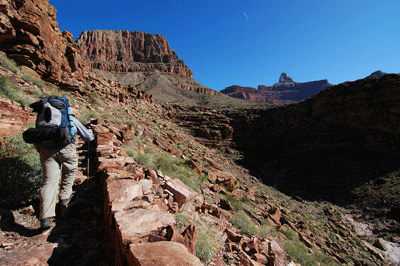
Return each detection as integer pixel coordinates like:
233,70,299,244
77,30,193,78
0,0,86,84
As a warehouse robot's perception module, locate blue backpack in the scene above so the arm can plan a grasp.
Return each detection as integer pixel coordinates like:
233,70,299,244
23,96,76,147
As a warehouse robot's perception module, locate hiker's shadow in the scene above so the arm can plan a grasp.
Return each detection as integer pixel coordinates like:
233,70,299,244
0,208,44,237
46,176,104,266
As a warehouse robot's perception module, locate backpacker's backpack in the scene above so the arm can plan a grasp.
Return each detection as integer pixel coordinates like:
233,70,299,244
23,96,76,147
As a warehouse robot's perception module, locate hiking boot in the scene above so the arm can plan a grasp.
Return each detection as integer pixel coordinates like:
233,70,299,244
60,196,72,207
40,218,52,230
58,204,67,218
57,197,71,218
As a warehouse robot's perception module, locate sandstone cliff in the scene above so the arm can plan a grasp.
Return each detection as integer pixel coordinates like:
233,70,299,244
0,0,86,84
76,30,222,102
77,30,193,78
221,73,331,104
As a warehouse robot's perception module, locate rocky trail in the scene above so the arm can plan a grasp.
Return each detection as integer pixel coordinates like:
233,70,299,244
0,139,107,266
1,0,400,264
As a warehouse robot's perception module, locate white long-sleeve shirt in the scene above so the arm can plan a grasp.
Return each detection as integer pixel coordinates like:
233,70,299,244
71,116,94,142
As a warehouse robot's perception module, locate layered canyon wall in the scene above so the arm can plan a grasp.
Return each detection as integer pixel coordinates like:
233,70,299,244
77,30,193,78
226,74,400,155
171,74,400,156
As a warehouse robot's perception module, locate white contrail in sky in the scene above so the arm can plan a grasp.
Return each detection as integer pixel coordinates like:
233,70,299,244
244,11,250,24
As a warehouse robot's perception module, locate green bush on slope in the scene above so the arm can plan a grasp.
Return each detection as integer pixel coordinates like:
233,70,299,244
195,219,224,262
0,76,31,106
0,134,42,209
0,54,19,73
229,210,258,236
132,145,206,193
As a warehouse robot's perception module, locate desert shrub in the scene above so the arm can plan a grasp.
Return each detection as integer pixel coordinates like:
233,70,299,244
259,224,278,238
77,107,100,125
229,210,258,236
175,213,189,230
0,76,30,106
63,92,77,105
282,240,315,265
173,167,204,193
26,85,45,99
155,155,198,175
195,220,224,262
122,145,135,158
224,194,243,212
203,194,213,204
0,54,19,73
21,73,46,88
136,153,156,169
280,226,298,240
143,146,155,154
132,140,205,193
109,116,123,125
40,85,60,98
136,151,204,193
312,248,341,265
240,195,252,205
196,229,214,261
0,134,42,209
283,239,340,266
126,119,136,128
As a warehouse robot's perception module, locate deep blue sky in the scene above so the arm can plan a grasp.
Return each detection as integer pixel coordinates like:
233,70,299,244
50,0,399,91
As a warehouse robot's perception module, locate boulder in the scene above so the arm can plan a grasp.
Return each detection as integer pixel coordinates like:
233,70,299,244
114,209,176,243
162,178,202,208
127,241,203,266
268,207,282,226
182,224,198,255
106,178,143,202
139,179,153,195
186,159,202,176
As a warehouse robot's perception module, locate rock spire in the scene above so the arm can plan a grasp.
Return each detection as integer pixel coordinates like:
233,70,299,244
279,72,294,83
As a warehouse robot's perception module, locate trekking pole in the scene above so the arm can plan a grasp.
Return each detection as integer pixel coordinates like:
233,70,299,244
87,140,90,187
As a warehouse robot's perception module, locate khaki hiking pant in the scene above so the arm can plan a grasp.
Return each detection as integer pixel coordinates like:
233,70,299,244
38,143,78,220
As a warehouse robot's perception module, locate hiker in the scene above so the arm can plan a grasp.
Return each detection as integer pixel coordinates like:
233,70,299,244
23,96,94,230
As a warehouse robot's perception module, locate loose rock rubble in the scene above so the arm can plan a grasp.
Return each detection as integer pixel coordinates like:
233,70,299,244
93,122,203,265
92,121,297,265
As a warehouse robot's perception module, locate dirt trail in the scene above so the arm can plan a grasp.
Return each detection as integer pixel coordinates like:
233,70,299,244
0,140,107,266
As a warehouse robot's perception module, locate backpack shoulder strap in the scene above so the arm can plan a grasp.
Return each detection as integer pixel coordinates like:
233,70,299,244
30,97,48,113
48,96,67,110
